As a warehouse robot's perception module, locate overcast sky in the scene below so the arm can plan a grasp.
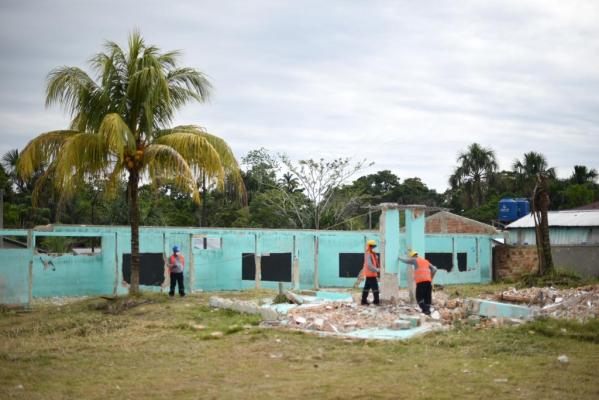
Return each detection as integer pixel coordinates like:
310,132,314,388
1,0,598,191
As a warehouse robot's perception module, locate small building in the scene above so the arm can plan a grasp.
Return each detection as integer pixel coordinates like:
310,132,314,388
505,210,599,245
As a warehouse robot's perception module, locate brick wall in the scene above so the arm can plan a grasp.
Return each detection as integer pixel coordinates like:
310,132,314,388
492,245,538,280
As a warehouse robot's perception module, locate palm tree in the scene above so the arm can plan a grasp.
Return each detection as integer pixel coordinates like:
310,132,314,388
17,31,242,294
512,152,555,196
570,165,598,184
279,172,300,193
449,143,498,208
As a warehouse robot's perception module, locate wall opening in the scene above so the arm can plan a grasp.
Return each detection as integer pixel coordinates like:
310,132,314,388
192,235,222,250
457,253,468,271
34,236,102,255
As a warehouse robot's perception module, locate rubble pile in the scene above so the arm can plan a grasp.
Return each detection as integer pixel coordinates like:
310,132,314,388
285,302,422,333
283,290,470,333
490,285,599,321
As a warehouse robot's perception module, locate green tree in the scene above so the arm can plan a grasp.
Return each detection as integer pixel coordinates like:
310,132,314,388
17,31,242,294
449,143,498,208
570,165,598,185
512,152,555,196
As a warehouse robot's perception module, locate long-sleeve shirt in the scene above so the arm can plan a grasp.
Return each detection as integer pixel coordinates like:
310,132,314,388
398,256,438,277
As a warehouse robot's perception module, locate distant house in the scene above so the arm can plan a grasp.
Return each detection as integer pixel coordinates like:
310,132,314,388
425,211,498,235
505,210,599,245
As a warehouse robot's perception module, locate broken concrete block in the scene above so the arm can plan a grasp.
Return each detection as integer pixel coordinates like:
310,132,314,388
313,318,325,330
379,273,400,304
397,314,420,327
210,331,224,338
285,291,305,305
391,319,412,330
259,307,280,321
294,316,307,325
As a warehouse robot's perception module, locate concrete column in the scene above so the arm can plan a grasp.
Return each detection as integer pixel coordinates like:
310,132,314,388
405,207,426,304
313,236,319,290
254,234,261,289
378,203,401,303
405,207,426,257
379,203,400,274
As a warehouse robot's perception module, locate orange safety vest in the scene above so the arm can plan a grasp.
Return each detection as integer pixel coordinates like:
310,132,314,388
169,254,185,271
362,251,379,278
414,257,432,283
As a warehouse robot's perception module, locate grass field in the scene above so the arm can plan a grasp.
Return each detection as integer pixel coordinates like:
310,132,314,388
1,288,598,400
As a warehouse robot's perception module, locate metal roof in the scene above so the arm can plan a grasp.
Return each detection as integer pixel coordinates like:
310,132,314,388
506,210,599,229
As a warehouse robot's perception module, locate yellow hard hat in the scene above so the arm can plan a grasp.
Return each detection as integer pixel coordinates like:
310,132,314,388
408,249,418,257
367,239,377,247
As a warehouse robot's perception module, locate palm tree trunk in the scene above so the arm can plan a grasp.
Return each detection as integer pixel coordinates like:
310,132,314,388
128,170,141,295
539,176,553,274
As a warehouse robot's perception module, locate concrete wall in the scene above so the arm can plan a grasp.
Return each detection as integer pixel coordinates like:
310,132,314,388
493,244,599,280
0,221,496,305
552,245,599,278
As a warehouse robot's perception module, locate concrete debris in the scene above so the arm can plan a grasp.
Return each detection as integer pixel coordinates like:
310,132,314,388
207,285,598,340
558,355,569,364
487,285,599,321
285,291,305,305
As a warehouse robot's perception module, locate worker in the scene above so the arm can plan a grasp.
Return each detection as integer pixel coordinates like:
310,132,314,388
168,245,185,297
399,250,437,315
361,239,380,306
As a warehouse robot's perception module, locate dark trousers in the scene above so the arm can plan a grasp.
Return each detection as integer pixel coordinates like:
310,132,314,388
416,281,432,314
169,272,185,296
361,277,380,305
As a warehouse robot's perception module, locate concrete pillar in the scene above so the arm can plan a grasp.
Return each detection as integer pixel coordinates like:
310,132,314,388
313,236,319,290
405,207,426,303
379,203,400,274
378,204,401,303
405,207,426,256
254,233,261,289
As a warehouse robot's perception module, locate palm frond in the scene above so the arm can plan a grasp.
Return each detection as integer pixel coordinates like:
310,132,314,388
98,113,136,158
154,129,223,180
17,130,80,179
54,133,107,196
143,144,200,203
45,67,98,116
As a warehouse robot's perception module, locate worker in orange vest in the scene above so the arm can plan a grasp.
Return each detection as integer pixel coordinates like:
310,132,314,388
361,239,380,306
168,245,185,297
399,250,437,315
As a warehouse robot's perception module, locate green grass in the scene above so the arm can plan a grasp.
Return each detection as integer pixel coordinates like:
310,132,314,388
1,288,598,400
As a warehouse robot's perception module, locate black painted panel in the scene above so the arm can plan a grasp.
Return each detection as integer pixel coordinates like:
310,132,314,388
122,253,165,286
339,253,364,278
241,252,292,282
425,252,453,272
241,253,255,280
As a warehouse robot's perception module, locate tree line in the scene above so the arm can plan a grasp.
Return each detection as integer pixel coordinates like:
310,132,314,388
2,142,597,231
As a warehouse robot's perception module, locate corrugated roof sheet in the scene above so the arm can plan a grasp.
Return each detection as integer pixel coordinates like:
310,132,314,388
506,210,599,228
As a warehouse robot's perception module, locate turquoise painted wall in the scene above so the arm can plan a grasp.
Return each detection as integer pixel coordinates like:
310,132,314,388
0,223,495,304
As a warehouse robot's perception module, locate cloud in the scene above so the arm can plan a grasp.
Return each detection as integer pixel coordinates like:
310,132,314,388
0,0,598,192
